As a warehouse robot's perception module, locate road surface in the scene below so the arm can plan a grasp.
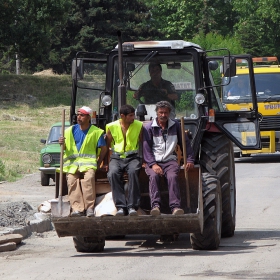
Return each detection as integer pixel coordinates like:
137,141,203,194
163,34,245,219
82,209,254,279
0,155,280,279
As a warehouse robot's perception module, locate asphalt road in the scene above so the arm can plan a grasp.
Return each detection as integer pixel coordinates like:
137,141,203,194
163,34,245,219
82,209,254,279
1,155,280,280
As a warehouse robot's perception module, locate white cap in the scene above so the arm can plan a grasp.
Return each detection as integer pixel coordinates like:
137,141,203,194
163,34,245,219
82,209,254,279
78,106,93,115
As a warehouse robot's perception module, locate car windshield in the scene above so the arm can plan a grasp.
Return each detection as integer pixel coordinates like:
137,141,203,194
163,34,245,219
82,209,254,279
47,125,69,144
223,73,280,103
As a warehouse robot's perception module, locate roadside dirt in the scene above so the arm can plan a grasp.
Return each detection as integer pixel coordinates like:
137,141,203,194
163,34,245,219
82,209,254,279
0,172,55,229
0,172,55,206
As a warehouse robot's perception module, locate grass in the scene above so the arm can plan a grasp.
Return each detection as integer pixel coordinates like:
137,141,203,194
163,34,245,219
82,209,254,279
0,73,72,182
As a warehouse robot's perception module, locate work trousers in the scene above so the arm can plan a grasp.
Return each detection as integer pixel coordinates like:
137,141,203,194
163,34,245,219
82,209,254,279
107,155,141,210
145,160,181,211
66,168,96,212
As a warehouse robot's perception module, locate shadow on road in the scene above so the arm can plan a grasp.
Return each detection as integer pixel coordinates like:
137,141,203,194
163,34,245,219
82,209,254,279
71,229,280,257
235,154,280,164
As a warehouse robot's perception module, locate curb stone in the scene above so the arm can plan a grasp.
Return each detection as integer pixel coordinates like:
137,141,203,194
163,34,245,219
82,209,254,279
0,242,17,252
0,213,53,239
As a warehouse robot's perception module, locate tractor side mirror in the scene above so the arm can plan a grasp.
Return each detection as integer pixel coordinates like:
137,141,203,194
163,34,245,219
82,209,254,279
223,56,236,77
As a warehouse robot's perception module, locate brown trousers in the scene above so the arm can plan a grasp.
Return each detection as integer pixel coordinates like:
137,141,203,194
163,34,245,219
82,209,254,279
66,168,96,212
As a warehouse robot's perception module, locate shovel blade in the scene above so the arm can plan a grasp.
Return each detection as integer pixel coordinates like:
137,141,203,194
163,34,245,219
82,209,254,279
51,197,70,217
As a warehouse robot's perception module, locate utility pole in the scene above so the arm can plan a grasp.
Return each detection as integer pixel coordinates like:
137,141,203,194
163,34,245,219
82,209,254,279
15,53,20,75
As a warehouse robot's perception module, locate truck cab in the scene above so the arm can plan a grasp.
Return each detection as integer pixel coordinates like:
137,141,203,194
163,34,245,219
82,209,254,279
222,57,280,157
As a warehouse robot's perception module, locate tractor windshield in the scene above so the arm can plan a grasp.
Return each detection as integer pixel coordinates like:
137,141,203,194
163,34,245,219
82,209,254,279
112,55,199,120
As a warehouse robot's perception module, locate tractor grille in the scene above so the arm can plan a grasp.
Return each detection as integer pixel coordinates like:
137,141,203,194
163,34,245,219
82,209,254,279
260,116,280,130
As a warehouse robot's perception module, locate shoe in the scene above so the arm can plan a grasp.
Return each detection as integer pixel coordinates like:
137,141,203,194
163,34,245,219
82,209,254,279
71,210,84,217
86,208,95,217
128,208,137,216
115,208,124,216
150,206,160,216
172,208,184,215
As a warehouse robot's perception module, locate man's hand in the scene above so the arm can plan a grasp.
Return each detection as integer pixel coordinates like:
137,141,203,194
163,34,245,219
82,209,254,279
184,162,194,172
58,136,65,145
152,164,163,175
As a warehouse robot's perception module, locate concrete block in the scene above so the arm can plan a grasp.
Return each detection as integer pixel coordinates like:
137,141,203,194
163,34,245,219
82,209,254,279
0,242,17,252
0,234,23,245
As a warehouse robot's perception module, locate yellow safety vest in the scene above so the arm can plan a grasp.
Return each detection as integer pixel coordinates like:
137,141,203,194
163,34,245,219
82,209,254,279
106,119,142,158
63,125,104,174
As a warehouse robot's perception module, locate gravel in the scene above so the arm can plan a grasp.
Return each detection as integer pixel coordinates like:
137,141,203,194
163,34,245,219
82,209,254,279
0,201,38,228
0,173,54,233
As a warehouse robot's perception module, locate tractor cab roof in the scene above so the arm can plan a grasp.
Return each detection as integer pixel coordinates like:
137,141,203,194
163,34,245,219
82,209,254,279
115,40,202,50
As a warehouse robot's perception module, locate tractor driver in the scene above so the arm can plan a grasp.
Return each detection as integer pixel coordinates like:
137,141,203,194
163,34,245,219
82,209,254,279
133,63,178,107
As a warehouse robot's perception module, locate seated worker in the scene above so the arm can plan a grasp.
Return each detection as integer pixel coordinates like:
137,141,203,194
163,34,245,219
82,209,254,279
59,106,107,217
143,101,194,216
133,63,178,108
106,104,143,216
228,77,249,97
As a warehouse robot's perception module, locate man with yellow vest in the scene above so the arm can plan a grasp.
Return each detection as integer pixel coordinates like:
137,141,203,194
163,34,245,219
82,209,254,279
106,105,143,216
59,106,107,217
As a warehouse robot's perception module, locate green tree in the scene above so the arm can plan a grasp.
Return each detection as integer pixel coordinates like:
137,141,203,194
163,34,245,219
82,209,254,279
149,0,237,40
0,0,71,73
59,0,162,73
149,0,202,39
233,0,280,57
197,0,237,36
192,32,243,54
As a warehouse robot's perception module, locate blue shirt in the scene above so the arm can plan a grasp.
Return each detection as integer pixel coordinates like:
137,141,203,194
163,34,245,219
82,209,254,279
72,124,106,152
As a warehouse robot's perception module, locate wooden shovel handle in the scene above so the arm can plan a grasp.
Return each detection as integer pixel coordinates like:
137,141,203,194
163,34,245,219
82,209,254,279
181,117,190,208
59,109,65,197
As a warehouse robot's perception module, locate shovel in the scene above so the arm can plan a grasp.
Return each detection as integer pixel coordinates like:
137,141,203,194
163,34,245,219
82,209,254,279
51,109,70,217
181,117,190,209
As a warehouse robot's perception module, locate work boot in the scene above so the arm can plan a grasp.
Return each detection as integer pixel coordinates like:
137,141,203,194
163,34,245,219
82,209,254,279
115,208,124,216
150,206,161,216
71,210,84,217
172,208,184,215
128,208,137,216
86,208,95,217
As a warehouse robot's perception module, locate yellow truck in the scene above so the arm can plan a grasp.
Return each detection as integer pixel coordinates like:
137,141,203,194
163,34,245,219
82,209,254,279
222,57,280,157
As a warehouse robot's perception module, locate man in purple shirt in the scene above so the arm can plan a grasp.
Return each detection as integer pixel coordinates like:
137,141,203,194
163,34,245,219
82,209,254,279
143,101,194,216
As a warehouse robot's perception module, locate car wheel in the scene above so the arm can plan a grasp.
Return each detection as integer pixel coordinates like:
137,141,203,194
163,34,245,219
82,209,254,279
41,172,50,186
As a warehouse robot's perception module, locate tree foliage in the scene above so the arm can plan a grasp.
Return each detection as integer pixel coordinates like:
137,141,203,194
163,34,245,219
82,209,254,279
192,32,243,54
59,0,162,72
1,0,280,74
0,0,72,73
149,0,237,40
233,0,280,56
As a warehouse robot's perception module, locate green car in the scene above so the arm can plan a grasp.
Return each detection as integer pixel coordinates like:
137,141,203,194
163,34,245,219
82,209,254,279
39,121,70,186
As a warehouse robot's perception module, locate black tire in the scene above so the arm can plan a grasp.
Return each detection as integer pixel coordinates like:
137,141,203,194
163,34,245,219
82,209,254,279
241,153,251,158
200,132,236,237
234,152,241,158
106,235,125,240
190,173,222,250
160,233,179,242
41,172,50,186
73,236,105,253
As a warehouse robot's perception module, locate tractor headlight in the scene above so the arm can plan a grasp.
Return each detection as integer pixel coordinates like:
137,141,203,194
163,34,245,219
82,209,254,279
102,95,112,106
195,93,205,105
